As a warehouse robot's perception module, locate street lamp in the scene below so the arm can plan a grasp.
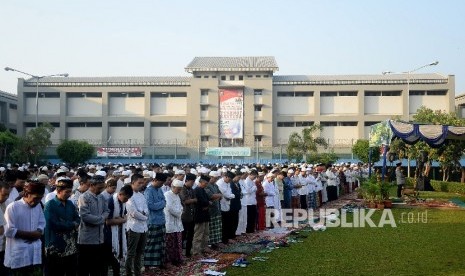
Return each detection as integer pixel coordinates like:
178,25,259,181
382,61,439,120
4,67,69,127
382,61,439,178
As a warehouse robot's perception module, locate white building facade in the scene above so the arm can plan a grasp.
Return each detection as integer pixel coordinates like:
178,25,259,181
15,57,454,160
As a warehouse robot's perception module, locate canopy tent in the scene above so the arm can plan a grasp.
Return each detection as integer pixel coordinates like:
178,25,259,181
388,120,465,147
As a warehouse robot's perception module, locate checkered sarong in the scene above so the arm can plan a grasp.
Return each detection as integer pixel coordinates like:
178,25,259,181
208,214,222,244
308,192,317,210
144,225,166,266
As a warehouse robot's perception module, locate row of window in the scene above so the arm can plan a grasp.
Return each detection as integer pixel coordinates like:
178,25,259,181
277,121,359,127
276,90,448,97
195,75,270,80
23,89,448,99
24,122,187,128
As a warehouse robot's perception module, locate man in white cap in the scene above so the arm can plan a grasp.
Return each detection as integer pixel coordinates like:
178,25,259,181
163,179,184,266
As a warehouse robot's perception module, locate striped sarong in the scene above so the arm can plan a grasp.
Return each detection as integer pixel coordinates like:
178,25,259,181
144,224,166,266
208,214,222,244
308,192,317,210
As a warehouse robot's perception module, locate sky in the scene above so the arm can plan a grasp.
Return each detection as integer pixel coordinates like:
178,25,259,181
1,0,465,95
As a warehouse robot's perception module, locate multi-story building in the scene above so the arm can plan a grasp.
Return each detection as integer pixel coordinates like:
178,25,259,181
0,90,17,133
15,56,454,161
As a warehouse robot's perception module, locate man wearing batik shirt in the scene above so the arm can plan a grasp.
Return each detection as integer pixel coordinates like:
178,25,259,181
4,180,46,275
44,178,80,276
77,175,109,275
144,173,167,269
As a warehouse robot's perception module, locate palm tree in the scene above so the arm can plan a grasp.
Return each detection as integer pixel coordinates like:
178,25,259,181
286,124,328,162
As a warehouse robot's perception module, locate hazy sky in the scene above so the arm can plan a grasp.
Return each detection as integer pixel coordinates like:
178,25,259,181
1,0,464,95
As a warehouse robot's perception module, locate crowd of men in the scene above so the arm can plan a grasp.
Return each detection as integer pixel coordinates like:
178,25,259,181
0,161,369,276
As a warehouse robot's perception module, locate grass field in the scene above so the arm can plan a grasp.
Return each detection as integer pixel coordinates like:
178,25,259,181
226,208,465,276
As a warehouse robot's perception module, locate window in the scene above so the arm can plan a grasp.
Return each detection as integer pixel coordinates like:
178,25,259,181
68,122,102,127
277,122,294,127
320,121,337,127
151,92,169,98
67,122,85,127
254,89,263,95
295,91,314,97
364,121,380,126
151,92,186,98
427,90,447,96
151,122,186,127
221,76,226,80
247,75,253,78
127,93,144,98
201,105,208,111
151,122,169,127
109,92,127,97
230,75,235,81
201,89,209,96
382,91,401,96
212,75,217,78
255,75,261,78
254,135,263,141
296,121,314,127
203,76,209,78
170,122,186,127
321,92,337,97
339,91,357,96
277,91,294,97
195,75,201,78
128,122,144,127
254,106,262,111
239,75,244,80
410,91,425,96
365,91,382,96
339,122,357,126
201,136,209,142
263,75,269,78
109,122,126,127
9,104,17,110
170,92,187,97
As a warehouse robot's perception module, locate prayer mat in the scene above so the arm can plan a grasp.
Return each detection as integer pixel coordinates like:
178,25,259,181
221,243,264,254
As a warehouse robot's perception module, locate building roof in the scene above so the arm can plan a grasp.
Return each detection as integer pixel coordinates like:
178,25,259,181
185,56,279,73
23,76,192,87
273,73,449,86
0,90,18,101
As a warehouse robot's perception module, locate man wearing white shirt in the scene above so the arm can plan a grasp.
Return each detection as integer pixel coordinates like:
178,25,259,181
125,174,149,276
326,166,338,201
298,170,309,210
217,171,235,244
244,170,258,233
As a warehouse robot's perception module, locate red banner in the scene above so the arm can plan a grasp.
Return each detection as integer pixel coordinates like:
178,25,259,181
97,147,142,157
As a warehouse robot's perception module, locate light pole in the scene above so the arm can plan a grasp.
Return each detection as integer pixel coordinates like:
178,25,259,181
382,61,439,178
4,67,68,127
382,61,439,120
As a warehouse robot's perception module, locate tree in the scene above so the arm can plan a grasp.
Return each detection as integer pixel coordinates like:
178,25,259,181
286,125,328,162
11,123,55,164
307,151,339,165
56,140,95,166
351,139,380,164
412,106,465,182
0,130,18,163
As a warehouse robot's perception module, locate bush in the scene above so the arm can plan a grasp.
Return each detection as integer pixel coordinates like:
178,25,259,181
430,180,465,194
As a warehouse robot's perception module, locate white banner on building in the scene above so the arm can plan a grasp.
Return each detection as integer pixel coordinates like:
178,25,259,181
205,147,251,157
219,88,243,139
97,147,142,157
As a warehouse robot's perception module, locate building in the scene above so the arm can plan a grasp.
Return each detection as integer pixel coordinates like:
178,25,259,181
15,57,454,161
0,90,17,133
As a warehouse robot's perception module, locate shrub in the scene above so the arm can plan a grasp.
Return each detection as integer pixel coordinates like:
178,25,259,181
430,180,465,194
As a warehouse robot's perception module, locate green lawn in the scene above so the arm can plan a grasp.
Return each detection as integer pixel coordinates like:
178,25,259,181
226,208,465,276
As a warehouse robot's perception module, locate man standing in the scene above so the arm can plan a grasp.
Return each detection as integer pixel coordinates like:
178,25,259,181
180,173,197,257
192,175,211,256
77,175,109,276
244,170,258,233
4,180,46,275
0,182,11,275
125,174,149,276
396,162,406,198
44,178,80,276
144,173,167,269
